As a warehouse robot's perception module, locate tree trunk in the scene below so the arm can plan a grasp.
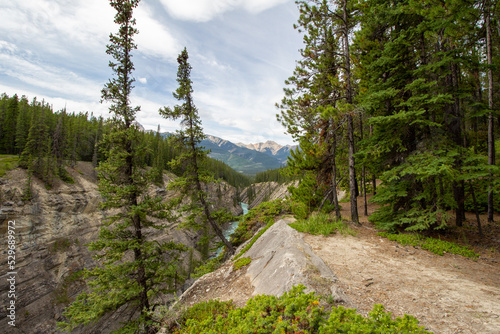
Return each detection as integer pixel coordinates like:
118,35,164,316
191,138,235,255
343,0,358,224
360,115,368,216
469,181,484,238
331,136,341,220
486,1,495,223
449,56,465,227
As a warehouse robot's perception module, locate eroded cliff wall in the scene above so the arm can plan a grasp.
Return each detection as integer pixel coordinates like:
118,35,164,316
0,162,241,333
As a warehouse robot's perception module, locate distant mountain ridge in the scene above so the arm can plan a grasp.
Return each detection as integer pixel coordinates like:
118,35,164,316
201,135,296,176
159,132,295,176
236,140,296,164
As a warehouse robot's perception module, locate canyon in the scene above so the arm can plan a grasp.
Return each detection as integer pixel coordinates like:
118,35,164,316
0,162,246,333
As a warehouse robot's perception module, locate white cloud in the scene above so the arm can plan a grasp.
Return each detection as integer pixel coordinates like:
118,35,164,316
0,0,299,146
135,3,182,61
159,0,289,22
242,0,290,14
0,0,114,56
0,51,101,101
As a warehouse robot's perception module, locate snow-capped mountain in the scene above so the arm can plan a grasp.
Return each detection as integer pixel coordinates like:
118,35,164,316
201,135,295,176
236,140,296,164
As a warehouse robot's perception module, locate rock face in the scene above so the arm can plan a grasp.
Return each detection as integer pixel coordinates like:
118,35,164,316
171,219,351,314
0,162,242,334
245,219,349,302
240,181,297,209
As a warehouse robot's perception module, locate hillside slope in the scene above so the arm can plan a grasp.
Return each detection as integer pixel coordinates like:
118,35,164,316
202,135,284,175
163,214,500,334
0,163,242,334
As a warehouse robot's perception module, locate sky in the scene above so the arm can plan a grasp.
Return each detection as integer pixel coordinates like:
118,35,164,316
0,0,304,146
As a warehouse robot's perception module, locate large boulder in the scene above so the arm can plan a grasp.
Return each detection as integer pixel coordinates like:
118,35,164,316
244,219,349,302
171,219,351,313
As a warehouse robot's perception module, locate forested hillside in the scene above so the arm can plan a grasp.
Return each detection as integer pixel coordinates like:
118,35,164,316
0,93,250,189
278,0,500,233
1,0,500,333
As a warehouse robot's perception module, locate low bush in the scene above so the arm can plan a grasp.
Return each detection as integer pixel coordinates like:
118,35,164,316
289,213,356,236
233,257,251,270
0,155,19,177
192,253,224,279
231,199,291,247
170,285,430,333
379,232,479,260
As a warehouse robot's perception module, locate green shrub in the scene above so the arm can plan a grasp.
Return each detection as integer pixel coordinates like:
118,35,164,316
231,199,291,247
290,199,309,220
233,257,251,270
464,178,500,213
320,304,428,333
177,299,234,333
233,220,274,261
0,155,19,177
289,213,356,236
50,238,72,253
379,232,479,260
192,253,223,279
58,167,75,184
171,285,430,333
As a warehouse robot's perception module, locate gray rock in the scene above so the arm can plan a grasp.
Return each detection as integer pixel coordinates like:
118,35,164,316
244,219,350,304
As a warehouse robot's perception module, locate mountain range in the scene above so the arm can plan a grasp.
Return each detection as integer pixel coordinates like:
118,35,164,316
201,135,296,176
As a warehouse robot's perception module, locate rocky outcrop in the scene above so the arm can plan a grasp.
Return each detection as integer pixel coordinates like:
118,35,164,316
0,162,241,334
244,219,348,301
240,181,297,209
168,219,351,319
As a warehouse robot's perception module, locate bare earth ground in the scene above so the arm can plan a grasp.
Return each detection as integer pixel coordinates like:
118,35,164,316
303,194,500,334
169,194,500,333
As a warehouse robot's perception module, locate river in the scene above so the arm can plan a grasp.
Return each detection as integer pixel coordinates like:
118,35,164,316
213,203,248,257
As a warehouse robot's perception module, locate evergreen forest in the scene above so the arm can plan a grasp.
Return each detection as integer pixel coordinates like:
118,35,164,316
278,0,500,233
0,0,499,333
0,93,251,190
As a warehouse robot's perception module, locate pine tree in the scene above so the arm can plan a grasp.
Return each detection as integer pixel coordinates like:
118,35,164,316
0,94,19,154
355,0,495,231
485,0,496,223
15,96,31,156
152,125,164,185
19,99,55,184
277,0,359,220
59,1,184,333
159,48,235,255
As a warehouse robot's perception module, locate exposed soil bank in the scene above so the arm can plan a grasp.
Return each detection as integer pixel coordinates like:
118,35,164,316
304,225,500,334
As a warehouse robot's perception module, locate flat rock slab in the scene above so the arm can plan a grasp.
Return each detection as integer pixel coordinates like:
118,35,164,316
244,219,350,305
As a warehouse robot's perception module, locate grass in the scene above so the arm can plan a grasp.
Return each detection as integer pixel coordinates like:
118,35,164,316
0,155,19,177
233,221,274,261
289,213,356,237
378,232,479,260
233,257,251,270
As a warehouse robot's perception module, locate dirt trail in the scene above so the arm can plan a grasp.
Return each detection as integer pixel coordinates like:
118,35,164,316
304,227,500,334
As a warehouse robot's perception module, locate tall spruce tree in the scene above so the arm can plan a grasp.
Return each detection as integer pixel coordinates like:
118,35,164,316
485,0,496,223
277,0,359,220
15,96,31,156
159,48,235,255
1,94,19,154
355,0,497,231
59,1,184,333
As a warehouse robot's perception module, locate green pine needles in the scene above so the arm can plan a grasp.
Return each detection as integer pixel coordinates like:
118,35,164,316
159,48,235,256
59,1,185,333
